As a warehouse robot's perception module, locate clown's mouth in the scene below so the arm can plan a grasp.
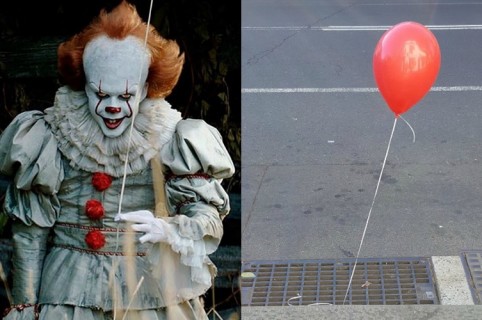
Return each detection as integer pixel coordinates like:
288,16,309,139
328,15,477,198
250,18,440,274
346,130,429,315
103,117,124,129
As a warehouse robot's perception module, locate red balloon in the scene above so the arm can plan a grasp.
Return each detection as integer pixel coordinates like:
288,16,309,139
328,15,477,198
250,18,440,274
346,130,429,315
373,21,441,116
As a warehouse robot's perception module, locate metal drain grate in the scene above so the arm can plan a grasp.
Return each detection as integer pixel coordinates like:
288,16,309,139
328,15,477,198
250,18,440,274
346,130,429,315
241,258,438,306
461,250,482,304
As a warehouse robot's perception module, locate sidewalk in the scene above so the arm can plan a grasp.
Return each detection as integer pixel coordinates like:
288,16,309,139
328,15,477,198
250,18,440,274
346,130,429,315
241,305,482,320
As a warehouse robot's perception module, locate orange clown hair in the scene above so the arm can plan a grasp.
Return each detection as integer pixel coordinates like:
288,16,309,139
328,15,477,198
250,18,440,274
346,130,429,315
57,1,184,98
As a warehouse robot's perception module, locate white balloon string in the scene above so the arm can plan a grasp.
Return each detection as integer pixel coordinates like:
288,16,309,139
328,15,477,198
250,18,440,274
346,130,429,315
399,115,416,143
115,0,155,248
100,0,153,320
342,116,398,305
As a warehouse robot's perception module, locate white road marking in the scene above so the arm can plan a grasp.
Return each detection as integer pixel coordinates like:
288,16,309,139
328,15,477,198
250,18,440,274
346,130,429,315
242,86,482,93
243,25,482,31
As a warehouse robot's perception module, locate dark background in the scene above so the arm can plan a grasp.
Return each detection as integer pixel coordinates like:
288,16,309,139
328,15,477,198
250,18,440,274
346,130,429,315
0,0,240,317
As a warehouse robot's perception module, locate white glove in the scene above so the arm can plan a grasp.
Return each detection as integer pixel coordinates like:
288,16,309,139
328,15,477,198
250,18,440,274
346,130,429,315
115,210,174,244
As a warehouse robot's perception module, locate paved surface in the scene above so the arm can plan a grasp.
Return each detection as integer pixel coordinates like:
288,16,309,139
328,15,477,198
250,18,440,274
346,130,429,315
242,0,482,261
241,0,482,315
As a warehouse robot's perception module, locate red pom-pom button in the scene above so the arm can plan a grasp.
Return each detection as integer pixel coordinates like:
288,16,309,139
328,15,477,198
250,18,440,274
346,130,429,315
85,199,105,220
85,230,106,250
92,172,112,192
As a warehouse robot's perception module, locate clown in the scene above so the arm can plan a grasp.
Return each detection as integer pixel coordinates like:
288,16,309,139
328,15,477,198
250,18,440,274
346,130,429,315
1,1,234,319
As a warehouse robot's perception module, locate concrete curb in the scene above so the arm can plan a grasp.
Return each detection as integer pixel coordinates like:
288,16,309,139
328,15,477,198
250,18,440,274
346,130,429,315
431,256,474,305
241,305,482,320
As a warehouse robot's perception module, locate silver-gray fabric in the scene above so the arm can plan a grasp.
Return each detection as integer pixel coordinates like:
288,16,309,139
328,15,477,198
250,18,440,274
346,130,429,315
0,109,234,319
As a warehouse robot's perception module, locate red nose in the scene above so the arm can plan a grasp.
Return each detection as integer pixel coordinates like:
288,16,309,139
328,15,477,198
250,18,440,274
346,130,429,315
106,106,121,114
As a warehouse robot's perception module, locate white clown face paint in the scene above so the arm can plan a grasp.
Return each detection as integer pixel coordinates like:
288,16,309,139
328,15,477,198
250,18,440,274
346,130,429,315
83,35,151,138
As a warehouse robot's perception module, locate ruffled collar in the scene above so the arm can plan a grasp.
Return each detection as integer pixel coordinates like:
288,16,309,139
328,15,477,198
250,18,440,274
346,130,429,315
44,86,182,177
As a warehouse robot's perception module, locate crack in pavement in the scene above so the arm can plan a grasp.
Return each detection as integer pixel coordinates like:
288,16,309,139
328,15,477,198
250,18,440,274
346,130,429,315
245,4,355,65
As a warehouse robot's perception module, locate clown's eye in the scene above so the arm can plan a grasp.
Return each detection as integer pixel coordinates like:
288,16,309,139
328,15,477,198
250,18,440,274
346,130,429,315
96,91,108,99
120,93,132,101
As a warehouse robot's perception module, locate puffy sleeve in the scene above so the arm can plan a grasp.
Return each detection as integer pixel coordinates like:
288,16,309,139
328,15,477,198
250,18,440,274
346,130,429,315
0,111,63,315
159,118,235,286
0,110,63,226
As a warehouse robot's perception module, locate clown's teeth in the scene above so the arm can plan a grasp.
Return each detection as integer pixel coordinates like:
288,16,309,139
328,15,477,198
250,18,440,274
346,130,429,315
103,117,123,129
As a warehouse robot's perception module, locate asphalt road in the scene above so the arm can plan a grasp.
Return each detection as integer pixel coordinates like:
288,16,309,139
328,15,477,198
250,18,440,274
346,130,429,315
241,0,482,261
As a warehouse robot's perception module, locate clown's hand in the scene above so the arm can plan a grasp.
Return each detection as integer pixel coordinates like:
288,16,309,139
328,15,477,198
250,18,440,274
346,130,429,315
115,210,174,244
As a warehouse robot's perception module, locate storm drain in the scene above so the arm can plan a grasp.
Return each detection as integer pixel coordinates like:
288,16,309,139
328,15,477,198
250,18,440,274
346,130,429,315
461,250,482,304
241,258,438,306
